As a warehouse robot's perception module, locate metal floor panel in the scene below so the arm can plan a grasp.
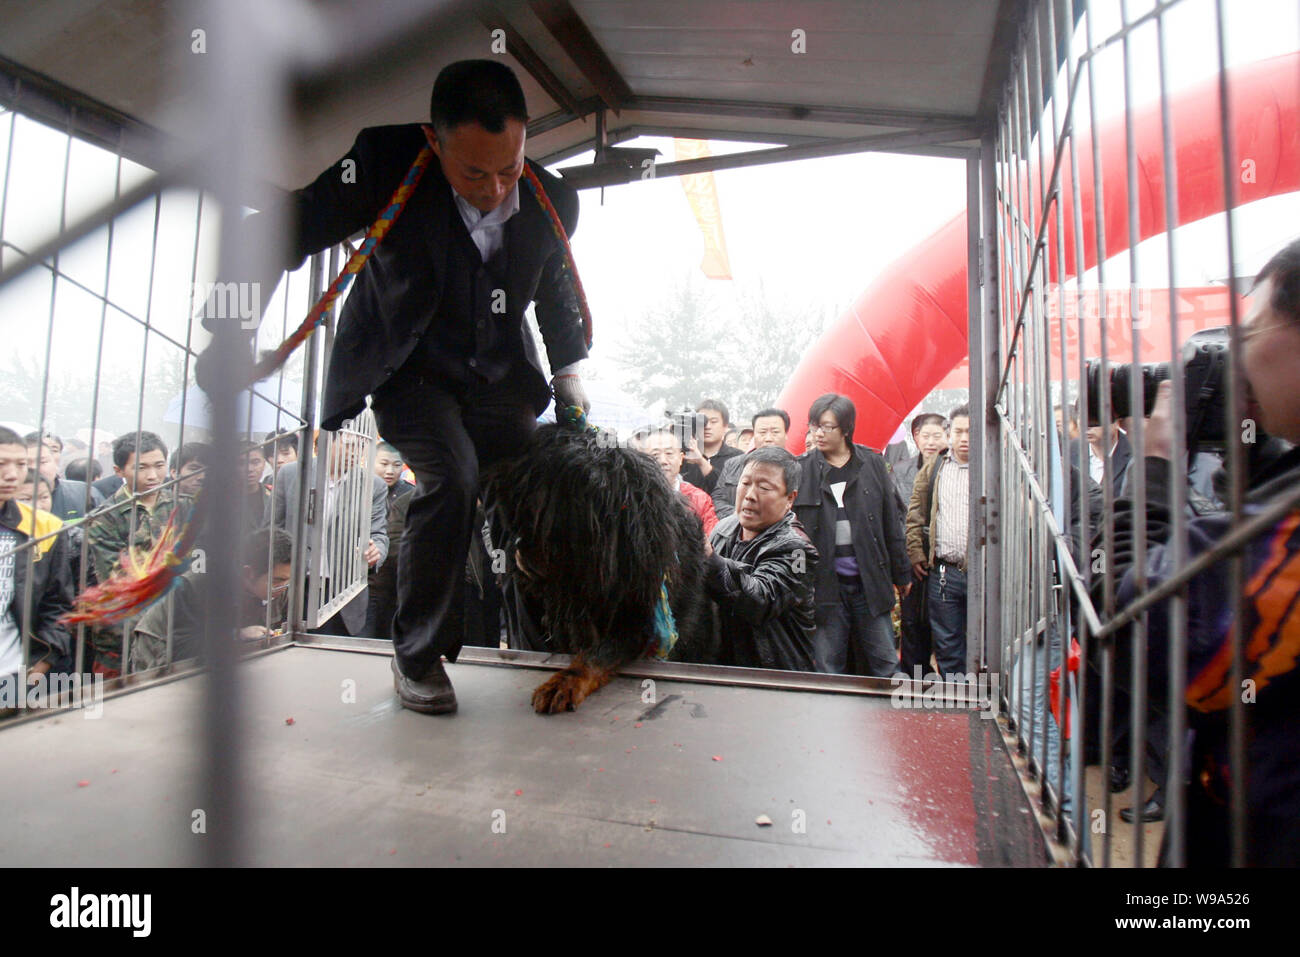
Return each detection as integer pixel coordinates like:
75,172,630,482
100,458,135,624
0,648,1046,866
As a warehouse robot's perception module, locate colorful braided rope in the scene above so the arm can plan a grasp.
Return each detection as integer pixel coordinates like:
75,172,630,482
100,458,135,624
62,496,205,627
250,144,436,383
520,162,594,349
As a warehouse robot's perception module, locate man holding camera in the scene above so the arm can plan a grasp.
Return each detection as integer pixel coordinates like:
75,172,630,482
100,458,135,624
1107,238,1300,865
681,399,743,495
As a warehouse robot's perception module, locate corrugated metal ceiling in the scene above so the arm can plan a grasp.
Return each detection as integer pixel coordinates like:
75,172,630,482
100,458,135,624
0,0,1029,189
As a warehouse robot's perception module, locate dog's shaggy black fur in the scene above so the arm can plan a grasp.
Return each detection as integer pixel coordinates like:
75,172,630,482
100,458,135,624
482,423,711,712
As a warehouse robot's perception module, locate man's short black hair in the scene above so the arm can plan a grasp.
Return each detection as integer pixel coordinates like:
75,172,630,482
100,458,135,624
264,430,300,460
1255,236,1300,325
948,404,971,424
376,440,403,458
64,457,102,483
697,399,730,427
170,441,212,473
0,425,23,448
113,431,168,469
23,469,53,492
743,446,800,495
243,527,294,576
807,393,856,445
910,412,946,436
430,60,528,137
752,407,791,431
23,430,61,451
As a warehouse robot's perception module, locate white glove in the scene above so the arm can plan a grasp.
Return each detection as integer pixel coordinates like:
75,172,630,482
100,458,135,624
552,374,590,413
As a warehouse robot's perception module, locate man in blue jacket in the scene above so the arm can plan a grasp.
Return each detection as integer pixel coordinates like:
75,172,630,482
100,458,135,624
1107,238,1300,864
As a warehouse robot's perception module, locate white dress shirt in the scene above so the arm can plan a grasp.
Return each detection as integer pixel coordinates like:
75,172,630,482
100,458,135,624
452,184,519,262
450,182,582,379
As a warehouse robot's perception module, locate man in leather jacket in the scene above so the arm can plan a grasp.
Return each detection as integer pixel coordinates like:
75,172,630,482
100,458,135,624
705,447,818,672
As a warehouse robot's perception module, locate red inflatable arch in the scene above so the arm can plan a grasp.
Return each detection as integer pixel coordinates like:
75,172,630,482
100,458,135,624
778,52,1300,452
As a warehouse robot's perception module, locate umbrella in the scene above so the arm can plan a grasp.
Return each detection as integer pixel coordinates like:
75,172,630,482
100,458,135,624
0,420,36,437
164,382,304,436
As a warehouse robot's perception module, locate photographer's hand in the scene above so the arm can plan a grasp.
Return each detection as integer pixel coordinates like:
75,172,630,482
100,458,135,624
1143,380,1175,460
683,438,712,477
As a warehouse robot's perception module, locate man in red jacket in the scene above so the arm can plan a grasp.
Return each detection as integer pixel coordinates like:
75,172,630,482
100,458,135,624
637,427,718,538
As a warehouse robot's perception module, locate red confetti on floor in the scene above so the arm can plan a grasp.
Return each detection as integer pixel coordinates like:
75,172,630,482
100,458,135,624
711,755,723,762
77,780,90,787
603,843,612,848
634,722,643,728
514,789,523,796
389,848,397,855
285,717,295,726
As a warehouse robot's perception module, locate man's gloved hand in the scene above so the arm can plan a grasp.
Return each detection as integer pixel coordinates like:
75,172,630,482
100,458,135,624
552,373,590,413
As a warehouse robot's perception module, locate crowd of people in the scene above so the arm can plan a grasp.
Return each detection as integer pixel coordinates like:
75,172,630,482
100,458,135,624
2,253,1298,871
0,49,1294,867
0,390,974,690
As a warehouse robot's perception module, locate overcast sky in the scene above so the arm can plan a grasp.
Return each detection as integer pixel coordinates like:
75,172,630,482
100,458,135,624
0,0,1296,437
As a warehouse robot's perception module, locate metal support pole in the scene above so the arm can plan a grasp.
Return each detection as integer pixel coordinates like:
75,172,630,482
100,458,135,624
965,145,984,676
979,131,1003,693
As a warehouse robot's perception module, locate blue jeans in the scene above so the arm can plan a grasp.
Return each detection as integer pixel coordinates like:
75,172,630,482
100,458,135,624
1010,623,1088,856
927,562,967,676
814,577,898,677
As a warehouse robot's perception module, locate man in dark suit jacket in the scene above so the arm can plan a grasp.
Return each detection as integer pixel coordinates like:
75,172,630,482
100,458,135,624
1071,420,1133,499
257,61,589,714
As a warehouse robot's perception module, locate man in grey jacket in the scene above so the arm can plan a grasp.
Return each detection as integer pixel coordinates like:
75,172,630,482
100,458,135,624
711,408,790,520
273,431,388,637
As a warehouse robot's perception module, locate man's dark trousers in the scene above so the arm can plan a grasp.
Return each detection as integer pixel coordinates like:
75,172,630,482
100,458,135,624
899,577,933,675
373,366,536,679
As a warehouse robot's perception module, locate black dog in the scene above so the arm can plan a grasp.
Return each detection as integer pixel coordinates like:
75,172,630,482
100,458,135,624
482,423,711,713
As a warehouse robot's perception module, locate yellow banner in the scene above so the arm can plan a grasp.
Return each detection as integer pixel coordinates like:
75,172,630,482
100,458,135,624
674,139,733,280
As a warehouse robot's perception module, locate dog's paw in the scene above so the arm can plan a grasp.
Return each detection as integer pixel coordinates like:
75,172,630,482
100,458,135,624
531,670,587,714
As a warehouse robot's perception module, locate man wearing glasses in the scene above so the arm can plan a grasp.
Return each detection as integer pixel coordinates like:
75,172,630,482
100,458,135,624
794,393,912,677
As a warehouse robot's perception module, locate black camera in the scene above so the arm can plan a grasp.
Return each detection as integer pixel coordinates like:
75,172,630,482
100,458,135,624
669,410,708,452
1084,326,1230,450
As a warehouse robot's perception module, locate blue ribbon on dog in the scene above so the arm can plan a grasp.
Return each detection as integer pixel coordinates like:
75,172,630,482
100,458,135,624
556,403,678,660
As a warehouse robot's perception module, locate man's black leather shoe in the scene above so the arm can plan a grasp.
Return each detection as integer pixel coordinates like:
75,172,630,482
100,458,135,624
1109,765,1131,793
392,656,457,714
1119,797,1164,823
